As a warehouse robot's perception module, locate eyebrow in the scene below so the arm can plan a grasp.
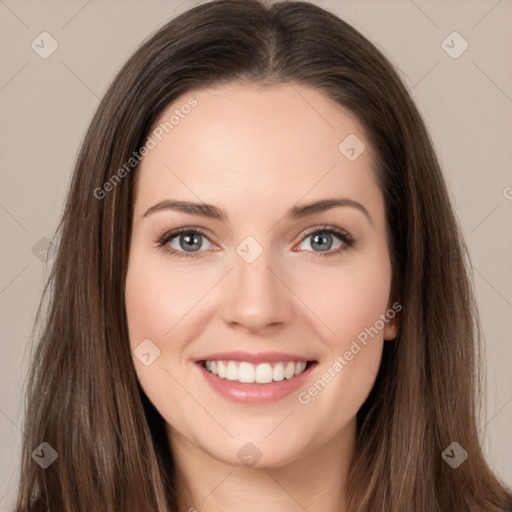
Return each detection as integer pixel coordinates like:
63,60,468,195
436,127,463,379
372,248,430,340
142,197,373,225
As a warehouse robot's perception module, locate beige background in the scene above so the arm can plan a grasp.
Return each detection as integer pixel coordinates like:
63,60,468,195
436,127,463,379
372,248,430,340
1,0,511,507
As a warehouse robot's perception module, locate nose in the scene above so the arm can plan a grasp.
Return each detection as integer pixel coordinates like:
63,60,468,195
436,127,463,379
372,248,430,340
220,247,294,334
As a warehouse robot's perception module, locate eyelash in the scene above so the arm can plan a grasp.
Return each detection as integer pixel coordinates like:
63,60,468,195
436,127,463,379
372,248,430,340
156,225,356,259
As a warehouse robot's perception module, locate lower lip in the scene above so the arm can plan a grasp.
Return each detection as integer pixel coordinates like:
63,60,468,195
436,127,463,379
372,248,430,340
196,362,317,404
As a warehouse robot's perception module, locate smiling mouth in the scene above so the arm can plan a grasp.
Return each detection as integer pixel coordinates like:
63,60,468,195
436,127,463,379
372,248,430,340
198,360,315,384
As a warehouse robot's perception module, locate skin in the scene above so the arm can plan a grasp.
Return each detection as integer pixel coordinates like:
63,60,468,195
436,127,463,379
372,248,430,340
125,83,398,512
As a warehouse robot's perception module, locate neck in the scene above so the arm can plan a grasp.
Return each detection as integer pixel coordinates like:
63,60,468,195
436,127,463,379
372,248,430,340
168,419,356,512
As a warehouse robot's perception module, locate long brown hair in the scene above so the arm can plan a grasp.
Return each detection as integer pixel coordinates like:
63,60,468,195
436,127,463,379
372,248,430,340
14,0,512,510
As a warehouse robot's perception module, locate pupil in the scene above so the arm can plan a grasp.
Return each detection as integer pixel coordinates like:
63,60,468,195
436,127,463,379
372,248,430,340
312,233,331,251
181,233,201,251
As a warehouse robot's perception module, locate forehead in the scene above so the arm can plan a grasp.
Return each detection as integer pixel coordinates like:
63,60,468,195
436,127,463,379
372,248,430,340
134,83,381,220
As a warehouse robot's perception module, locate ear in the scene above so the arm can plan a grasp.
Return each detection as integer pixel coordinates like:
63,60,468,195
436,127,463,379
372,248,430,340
383,299,401,341
383,316,398,341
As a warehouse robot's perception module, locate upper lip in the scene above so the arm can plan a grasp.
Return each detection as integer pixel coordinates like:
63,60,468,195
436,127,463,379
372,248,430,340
195,351,314,364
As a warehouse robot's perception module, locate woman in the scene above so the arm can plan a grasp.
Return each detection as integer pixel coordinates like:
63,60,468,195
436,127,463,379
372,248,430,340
14,0,512,511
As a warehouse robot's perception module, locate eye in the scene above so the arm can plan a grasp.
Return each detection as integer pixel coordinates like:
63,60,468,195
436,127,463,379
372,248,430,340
156,225,356,259
294,225,356,257
157,227,216,258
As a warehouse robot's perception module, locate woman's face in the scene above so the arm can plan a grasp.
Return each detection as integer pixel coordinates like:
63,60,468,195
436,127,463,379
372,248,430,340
125,83,397,468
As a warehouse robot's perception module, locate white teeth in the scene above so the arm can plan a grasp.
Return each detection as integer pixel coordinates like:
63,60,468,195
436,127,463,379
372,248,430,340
226,361,238,381
202,360,309,383
284,362,295,379
294,361,307,376
238,362,255,383
217,360,227,378
255,363,273,383
273,363,285,382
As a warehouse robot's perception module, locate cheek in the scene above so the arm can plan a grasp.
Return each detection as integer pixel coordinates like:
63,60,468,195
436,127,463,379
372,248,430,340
292,251,391,394
296,252,392,349
125,251,211,348
124,251,202,421
294,255,391,429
